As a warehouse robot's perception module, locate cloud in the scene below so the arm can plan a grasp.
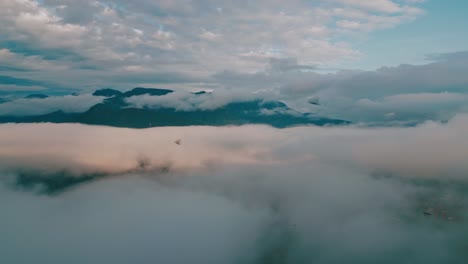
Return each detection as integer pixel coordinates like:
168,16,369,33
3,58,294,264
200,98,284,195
1,115,468,179
0,178,268,264
1,49,467,124
0,85,46,92
0,0,425,91
0,48,68,71
0,1,463,125
352,92,468,124
126,90,268,111
0,0,87,49
209,50,468,124
1,119,468,263
0,75,46,87
0,94,103,116
334,0,403,13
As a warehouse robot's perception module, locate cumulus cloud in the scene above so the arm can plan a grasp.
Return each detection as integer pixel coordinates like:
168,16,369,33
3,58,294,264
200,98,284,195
1,119,468,263
352,92,468,124
210,51,468,124
0,0,426,91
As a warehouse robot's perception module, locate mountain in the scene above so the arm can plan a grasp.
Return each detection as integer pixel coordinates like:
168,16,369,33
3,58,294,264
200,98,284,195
0,111,79,123
14,170,104,195
192,91,210,95
0,87,350,128
92,88,123,97
93,87,173,99
24,94,49,99
78,99,348,128
122,87,174,97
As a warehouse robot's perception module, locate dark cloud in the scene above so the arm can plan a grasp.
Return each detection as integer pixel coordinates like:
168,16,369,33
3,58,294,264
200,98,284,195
0,75,45,87
0,40,86,61
0,66,34,72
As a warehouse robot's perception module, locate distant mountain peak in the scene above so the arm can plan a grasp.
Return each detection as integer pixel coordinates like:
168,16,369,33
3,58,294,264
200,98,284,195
261,101,288,110
25,94,48,99
122,87,174,97
92,88,123,97
1,87,349,128
192,91,210,95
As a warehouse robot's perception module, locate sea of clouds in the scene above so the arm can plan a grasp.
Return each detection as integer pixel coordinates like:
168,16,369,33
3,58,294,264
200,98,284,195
1,116,468,263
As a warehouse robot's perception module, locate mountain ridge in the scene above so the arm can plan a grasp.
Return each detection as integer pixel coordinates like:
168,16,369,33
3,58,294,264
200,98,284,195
0,87,350,128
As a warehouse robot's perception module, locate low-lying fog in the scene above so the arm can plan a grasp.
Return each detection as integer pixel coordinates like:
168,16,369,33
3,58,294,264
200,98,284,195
1,116,468,264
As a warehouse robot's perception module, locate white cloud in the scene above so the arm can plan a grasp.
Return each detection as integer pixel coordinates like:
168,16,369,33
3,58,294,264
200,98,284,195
0,0,87,49
336,20,362,30
0,48,68,71
0,177,267,264
126,90,267,111
0,0,425,85
218,53,468,124
333,0,403,13
1,115,468,178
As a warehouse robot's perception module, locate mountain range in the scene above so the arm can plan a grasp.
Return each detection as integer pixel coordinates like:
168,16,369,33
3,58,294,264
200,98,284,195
0,87,349,128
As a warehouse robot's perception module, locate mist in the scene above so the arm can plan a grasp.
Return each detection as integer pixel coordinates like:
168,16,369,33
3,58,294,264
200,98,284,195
1,117,468,263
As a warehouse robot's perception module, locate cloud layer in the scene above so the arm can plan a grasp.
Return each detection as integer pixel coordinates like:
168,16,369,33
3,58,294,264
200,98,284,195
1,115,468,177
1,118,468,263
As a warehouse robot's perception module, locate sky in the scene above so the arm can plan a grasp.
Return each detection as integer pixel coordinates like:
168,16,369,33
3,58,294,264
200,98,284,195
0,0,468,124
0,0,467,90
